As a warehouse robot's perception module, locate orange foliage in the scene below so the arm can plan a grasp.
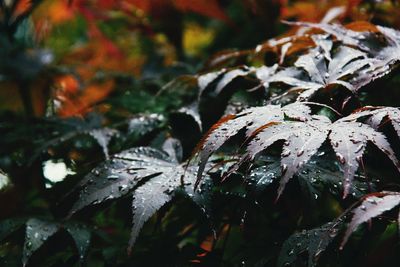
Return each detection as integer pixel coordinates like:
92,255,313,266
45,0,74,24
28,0,230,117
55,76,115,117
173,0,229,22
11,0,32,20
130,0,229,22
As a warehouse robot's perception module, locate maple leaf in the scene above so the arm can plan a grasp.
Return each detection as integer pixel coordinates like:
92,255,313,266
247,155,373,200
172,103,203,132
196,103,400,198
269,43,372,100
31,114,119,161
278,219,344,267
284,22,400,88
127,113,165,137
197,65,278,99
283,21,378,53
195,102,312,188
340,106,400,141
340,191,400,249
0,217,90,266
70,146,213,251
197,66,251,98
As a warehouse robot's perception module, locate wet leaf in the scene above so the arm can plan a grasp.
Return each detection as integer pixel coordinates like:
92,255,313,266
127,113,165,136
31,114,119,162
247,159,280,194
197,65,277,99
341,192,400,249
246,155,372,200
329,120,400,197
22,218,59,266
344,107,400,140
278,219,343,267
88,128,119,160
162,137,183,163
198,67,251,98
270,43,371,100
70,147,213,251
195,103,311,186
64,222,91,260
238,119,329,198
173,103,202,132
197,104,400,198
21,218,91,266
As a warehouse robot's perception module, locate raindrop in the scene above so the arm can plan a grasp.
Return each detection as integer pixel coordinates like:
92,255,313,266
350,138,360,144
282,149,291,157
355,144,364,153
284,140,290,146
297,149,304,157
127,169,137,175
281,164,288,175
336,153,346,164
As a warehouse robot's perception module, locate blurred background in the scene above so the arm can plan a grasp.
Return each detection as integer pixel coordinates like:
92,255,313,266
1,0,400,118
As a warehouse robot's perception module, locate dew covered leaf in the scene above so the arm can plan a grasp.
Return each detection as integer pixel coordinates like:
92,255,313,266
88,128,119,160
246,155,372,200
70,147,173,215
197,67,250,98
194,103,312,186
296,155,374,200
329,121,400,197
128,162,211,250
278,219,343,267
341,192,400,249
23,218,59,266
31,114,119,161
173,103,202,132
197,65,277,99
338,106,400,139
270,43,371,100
254,64,278,89
198,103,400,198
283,22,400,89
70,146,213,251
21,218,91,266
64,222,91,260
236,119,329,198
162,137,183,163
127,113,165,137
247,159,280,194
354,107,400,140
284,21,378,53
